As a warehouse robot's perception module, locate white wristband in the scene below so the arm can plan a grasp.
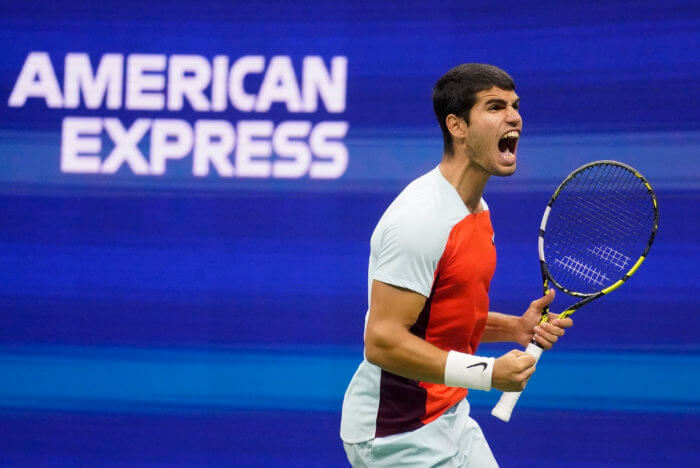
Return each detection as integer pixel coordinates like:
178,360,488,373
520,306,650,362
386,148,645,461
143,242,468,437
444,351,495,391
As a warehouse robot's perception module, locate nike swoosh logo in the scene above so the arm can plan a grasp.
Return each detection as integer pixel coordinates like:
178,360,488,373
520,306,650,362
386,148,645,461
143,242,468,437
467,362,488,372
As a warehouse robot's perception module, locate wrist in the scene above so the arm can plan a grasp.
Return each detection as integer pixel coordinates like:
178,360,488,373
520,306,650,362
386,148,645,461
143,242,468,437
511,313,525,341
444,351,495,391
484,311,521,343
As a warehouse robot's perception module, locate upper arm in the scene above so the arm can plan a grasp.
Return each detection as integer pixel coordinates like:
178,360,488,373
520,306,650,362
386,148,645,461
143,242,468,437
367,214,438,343
368,280,426,330
365,280,426,358
371,206,447,298
364,199,450,370
363,280,455,384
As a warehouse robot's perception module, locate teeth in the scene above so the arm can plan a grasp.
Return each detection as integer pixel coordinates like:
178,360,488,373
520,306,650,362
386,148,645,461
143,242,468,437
503,131,519,139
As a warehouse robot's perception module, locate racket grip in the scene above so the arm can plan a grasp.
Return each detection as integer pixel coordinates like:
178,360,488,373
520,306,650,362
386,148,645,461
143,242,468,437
491,342,543,422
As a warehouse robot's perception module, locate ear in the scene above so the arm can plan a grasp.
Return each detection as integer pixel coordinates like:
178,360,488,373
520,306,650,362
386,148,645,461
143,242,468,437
445,114,467,141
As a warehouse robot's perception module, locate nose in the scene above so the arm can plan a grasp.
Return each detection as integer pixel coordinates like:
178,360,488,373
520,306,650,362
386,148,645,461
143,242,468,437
507,106,521,127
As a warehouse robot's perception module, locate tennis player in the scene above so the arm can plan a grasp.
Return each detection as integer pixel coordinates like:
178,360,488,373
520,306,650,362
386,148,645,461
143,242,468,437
340,63,573,466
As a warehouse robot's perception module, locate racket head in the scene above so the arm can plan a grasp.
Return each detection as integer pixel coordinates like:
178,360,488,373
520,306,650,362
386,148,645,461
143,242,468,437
539,160,658,299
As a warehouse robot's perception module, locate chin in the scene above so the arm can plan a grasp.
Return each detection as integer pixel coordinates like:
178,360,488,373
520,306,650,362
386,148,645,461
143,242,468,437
494,163,517,177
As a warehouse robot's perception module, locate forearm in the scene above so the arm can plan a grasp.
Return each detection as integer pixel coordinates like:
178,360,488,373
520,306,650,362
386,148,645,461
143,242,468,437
481,311,519,343
484,291,572,349
364,321,495,391
365,320,448,384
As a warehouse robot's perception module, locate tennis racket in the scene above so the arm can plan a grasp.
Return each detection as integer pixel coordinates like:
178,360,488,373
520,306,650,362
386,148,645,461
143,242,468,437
491,160,658,422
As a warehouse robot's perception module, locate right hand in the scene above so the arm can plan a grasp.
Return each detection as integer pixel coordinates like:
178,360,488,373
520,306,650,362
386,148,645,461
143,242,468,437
492,350,536,392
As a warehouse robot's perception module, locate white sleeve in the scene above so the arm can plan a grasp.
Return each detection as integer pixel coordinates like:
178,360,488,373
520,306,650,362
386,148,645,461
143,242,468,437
372,216,448,298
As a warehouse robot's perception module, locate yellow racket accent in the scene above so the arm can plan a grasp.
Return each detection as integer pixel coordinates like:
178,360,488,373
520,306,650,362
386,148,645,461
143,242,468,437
601,255,646,294
601,279,624,295
558,309,575,320
626,255,646,276
540,306,576,323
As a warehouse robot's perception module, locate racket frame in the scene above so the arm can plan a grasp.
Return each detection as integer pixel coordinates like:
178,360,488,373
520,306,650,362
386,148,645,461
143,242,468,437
537,160,658,323
491,160,659,422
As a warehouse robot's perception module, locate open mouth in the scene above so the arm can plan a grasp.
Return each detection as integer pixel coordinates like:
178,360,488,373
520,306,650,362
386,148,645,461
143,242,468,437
498,130,519,155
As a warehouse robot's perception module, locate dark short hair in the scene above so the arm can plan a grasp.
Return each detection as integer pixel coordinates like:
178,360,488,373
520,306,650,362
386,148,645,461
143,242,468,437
432,63,516,154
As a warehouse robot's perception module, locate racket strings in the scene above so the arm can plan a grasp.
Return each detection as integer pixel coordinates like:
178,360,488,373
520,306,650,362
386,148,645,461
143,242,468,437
544,163,656,294
562,187,650,244
597,166,654,224
580,164,651,229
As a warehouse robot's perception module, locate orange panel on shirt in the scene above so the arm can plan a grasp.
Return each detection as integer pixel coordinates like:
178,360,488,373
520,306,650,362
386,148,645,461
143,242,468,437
419,210,497,425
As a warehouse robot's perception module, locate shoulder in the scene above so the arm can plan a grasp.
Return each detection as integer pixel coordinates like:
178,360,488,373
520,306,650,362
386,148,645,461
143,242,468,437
374,169,467,257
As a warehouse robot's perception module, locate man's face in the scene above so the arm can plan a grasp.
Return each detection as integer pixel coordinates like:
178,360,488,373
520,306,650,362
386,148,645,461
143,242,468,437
462,87,522,177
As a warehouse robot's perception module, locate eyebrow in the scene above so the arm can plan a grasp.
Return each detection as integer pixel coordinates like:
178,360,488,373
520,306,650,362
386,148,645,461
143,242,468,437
485,98,520,106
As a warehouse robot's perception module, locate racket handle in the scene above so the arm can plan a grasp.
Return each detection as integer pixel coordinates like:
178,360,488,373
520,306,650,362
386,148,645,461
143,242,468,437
491,342,543,422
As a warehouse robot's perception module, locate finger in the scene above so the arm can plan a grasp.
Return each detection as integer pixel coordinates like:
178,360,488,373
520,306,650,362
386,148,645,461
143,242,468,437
532,332,553,350
530,289,556,309
539,321,565,337
520,374,533,390
550,317,574,329
535,325,561,344
514,353,536,370
510,368,535,392
520,365,536,381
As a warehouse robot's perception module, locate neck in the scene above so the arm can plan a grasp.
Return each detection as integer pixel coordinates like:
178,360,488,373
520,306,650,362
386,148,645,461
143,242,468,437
439,152,490,213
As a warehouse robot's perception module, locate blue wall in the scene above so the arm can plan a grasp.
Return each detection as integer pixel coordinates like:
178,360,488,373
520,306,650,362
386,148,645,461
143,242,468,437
1,1,699,466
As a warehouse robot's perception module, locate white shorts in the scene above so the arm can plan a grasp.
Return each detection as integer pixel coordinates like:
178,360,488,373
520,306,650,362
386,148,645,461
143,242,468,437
343,399,498,467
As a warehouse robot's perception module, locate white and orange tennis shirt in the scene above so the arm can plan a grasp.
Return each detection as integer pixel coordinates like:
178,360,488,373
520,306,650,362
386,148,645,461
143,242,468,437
340,166,497,443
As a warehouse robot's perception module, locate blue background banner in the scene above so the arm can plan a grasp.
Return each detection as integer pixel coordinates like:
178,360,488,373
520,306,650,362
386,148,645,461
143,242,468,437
1,1,699,466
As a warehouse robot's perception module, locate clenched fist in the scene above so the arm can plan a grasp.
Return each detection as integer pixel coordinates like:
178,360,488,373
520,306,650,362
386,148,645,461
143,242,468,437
492,350,536,392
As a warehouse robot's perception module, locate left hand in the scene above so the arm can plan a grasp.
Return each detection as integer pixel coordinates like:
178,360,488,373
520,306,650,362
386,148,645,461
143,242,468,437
515,289,573,349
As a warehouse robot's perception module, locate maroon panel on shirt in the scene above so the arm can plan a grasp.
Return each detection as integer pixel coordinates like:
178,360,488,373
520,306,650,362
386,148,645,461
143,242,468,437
408,274,436,340
375,371,427,437
375,275,438,438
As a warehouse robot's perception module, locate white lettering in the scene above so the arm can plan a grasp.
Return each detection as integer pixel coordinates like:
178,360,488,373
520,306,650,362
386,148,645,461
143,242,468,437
8,52,63,108
64,53,123,109
303,56,347,113
229,55,264,112
168,55,211,111
60,117,102,173
126,54,166,110
211,55,229,112
26,52,349,181
193,120,235,177
150,119,194,174
272,121,311,178
236,120,273,177
309,121,349,179
56,118,349,179
255,56,302,112
102,118,152,174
